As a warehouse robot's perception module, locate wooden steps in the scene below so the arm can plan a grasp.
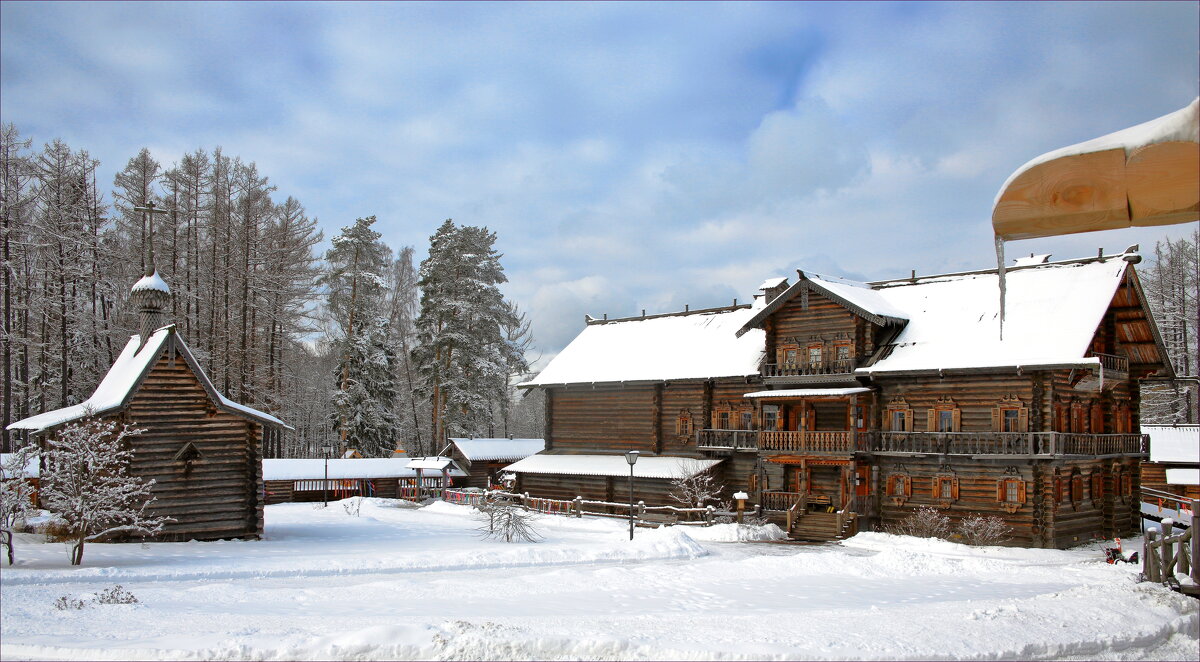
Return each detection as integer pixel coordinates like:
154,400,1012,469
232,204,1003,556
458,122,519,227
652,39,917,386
766,510,857,542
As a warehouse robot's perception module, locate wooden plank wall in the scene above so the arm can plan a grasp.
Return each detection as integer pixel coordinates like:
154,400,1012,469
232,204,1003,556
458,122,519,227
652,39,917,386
875,373,1036,431
123,345,261,541
1141,463,1200,499
767,289,858,360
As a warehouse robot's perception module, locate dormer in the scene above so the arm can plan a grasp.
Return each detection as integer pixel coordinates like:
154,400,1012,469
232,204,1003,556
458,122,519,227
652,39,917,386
738,270,908,385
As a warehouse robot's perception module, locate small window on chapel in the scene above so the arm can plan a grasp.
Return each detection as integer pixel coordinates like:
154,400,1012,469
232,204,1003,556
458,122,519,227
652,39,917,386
677,411,693,436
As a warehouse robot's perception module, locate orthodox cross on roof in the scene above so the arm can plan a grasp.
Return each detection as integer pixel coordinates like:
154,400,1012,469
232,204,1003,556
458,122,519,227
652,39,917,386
132,200,173,277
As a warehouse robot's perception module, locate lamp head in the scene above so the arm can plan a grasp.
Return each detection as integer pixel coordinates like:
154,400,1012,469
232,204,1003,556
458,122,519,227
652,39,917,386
625,450,640,466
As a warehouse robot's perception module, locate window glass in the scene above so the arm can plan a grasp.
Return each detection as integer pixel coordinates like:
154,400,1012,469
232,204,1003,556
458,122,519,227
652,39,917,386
892,410,907,431
763,410,778,431
835,344,850,362
890,476,906,496
1002,408,1020,432
940,478,954,498
938,410,954,432
1005,480,1019,502
741,412,753,430
717,411,730,429
808,346,822,365
783,348,797,365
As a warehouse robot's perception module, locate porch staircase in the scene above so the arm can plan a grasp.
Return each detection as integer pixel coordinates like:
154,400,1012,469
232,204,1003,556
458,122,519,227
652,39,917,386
765,510,857,542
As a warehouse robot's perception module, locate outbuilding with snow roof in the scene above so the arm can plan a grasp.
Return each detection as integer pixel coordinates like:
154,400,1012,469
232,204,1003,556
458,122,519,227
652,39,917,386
448,438,546,488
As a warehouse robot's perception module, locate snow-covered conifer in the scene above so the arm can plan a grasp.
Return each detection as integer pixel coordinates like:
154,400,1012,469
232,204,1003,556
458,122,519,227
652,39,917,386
414,220,529,444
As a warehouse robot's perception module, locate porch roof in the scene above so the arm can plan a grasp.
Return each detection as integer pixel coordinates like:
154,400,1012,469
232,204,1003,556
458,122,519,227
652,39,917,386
744,387,871,398
504,454,722,479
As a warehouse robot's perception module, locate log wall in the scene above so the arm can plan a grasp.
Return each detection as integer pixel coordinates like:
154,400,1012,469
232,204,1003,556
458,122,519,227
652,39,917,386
122,343,262,541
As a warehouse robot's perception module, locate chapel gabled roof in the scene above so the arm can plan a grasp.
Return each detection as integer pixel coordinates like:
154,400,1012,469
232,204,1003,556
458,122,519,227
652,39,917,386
7,325,288,434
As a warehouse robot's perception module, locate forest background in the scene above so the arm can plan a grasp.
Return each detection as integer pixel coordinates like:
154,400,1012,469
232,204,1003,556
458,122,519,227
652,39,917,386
0,127,1195,457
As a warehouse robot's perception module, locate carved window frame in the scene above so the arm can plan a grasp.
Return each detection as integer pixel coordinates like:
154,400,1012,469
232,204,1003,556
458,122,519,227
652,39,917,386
807,343,823,368
932,472,959,507
833,341,852,363
927,397,960,433
886,472,912,506
676,409,694,437
997,477,1026,514
993,394,1028,433
778,343,800,367
1089,470,1105,506
887,398,913,432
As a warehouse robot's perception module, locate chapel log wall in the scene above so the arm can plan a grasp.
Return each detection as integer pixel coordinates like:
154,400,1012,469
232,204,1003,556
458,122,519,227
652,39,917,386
123,350,262,541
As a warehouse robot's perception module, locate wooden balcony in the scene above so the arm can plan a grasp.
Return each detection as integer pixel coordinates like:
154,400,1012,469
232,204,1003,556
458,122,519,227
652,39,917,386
869,432,1146,456
698,430,1147,457
1091,352,1128,374
762,359,856,379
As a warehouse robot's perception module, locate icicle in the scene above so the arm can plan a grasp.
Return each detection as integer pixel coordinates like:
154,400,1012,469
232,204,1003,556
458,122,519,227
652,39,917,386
995,235,1006,341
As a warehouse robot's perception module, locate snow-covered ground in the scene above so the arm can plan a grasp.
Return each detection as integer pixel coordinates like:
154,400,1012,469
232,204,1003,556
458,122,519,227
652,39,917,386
1,498,1196,660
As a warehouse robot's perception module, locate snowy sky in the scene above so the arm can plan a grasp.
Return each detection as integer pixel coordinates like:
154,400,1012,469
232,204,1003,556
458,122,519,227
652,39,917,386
2,1,1197,367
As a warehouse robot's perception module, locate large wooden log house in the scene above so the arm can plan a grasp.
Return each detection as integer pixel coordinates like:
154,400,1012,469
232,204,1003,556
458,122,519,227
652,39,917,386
8,268,288,542
516,250,1171,547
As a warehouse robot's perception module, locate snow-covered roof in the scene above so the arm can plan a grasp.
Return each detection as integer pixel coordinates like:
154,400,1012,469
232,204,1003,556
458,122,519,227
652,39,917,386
1164,468,1200,486
744,387,871,398
131,270,171,294
263,458,466,481
521,306,765,387
1146,425,1200,464
6,326,287,433
859,256,1131,374
450,438,545,462
804,273,909,323
994,97,1199,208
406,456,464,472
758,277,788,291
504,454,722,479
1013,254,1052,267
0,452,39,478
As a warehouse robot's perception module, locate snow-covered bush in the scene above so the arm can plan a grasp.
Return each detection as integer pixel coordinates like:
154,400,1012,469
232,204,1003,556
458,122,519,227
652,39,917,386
54,595,87,610
669,460,724,521
954,514,1012,546
342,497,362,517
1,446,38,565
39,417,168,565
476,496,541,543
95,585,138,604
886,505,951,539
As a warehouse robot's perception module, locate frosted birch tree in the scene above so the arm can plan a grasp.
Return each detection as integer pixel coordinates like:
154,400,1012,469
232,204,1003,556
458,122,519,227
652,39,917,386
39,417,167,565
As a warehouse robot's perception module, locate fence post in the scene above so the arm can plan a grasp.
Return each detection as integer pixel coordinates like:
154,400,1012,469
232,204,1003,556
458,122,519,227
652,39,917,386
1178,527,1190,577
574,496,583,518
1192,501,1200,586
523,492,530,509
1144,528,1158,582
706,505,714,526
637,500,645,517
1161,518,1175,579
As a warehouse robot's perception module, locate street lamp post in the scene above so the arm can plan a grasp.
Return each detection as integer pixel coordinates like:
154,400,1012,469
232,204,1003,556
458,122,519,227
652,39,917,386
322,445,334,507
625,450,639,540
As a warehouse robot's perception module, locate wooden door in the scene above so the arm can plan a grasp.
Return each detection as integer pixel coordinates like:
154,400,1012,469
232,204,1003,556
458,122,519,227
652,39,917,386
855,466,870,497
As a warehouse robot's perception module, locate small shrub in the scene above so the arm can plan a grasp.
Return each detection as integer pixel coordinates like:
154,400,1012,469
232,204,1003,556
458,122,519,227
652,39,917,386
886,505,951,539
955,514,1012,546
476,497,541,543
95,585,138,604
342,498,362,517
54,595,87,611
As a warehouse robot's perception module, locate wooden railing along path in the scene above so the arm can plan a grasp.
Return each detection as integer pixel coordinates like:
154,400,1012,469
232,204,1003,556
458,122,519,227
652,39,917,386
1141,503,1199,596
443,489,753,527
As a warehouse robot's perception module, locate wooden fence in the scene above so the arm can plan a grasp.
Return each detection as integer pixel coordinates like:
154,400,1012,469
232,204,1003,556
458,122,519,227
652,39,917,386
442,489,754,527
1141,509,1199,596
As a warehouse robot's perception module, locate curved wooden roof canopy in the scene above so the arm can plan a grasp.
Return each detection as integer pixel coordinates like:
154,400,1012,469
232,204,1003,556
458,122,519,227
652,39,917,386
993,98,1198,241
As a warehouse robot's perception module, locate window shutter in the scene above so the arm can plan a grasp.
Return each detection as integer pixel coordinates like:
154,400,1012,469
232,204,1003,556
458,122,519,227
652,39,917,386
996,480,1006,502
952,408,962,432
951,477,960,500
1018,408,1029,432
991,408,1002,431
927,409,936,432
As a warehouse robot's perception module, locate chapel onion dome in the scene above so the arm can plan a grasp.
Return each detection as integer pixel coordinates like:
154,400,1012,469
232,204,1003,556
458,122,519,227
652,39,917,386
131,268,172,349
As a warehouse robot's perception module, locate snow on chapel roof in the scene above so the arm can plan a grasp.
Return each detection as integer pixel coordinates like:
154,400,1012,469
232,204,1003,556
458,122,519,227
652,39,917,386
7,326,287,433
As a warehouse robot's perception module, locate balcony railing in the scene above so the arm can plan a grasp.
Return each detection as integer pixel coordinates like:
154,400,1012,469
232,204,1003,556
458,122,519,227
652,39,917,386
1090,352,1129,374
869,432,1146,456
762,359,856,378
697,429,1147,456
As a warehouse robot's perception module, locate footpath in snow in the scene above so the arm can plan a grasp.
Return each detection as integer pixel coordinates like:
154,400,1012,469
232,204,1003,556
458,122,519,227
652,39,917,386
1,498,1196,661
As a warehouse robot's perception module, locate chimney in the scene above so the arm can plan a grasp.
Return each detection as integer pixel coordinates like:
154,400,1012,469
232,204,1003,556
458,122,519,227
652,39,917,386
759,277,789,305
